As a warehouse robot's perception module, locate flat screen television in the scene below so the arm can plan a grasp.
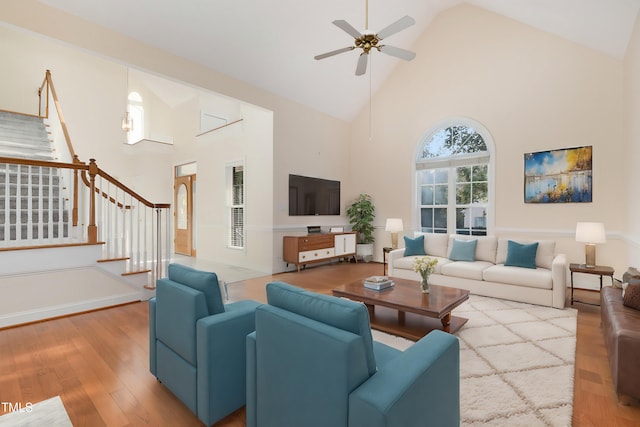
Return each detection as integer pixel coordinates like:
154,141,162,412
289,174,340,216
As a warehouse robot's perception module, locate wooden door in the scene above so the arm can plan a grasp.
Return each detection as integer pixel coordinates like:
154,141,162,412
174,174,195,255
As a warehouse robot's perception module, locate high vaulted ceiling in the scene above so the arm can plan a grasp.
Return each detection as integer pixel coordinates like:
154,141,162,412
39,0,640,121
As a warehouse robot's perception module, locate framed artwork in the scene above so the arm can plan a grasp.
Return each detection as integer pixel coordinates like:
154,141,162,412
524,146,592,203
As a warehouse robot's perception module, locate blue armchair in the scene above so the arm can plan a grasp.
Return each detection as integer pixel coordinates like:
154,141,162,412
149,263,260,426
246,282,460,427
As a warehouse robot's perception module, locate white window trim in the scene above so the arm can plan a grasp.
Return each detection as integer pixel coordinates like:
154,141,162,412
413,117,495,235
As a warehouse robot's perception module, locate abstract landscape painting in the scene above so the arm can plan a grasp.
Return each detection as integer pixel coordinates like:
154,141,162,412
524,146,592,204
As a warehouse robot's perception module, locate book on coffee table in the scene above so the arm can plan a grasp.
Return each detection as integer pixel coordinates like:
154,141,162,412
363,276,394,290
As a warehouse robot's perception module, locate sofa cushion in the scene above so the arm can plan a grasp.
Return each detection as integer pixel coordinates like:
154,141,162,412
393,256,451,274
449,239,477,262
415,232,449,258
496,239,555,270
265,281,377,376
447,234,497,263
623,283,640,310
441,261,494,281
504,240,538,269
168,263,225,315
404,235,426,256
482,265,553,289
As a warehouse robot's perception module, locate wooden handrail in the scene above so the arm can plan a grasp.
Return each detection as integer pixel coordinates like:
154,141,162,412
90,159,170,209
0,156,87,171
38,72,48,118
44,71,76,159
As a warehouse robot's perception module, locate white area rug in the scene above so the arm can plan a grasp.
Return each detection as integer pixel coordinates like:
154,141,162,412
0,396,72,426
372,295,577,427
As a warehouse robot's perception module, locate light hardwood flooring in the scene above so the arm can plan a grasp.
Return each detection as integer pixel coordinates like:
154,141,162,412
0,262,639,426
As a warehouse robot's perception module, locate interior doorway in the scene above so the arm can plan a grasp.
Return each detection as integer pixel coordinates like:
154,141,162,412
174,162,197,256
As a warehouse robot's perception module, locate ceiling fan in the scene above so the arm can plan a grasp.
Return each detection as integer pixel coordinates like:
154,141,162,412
314,0,416,76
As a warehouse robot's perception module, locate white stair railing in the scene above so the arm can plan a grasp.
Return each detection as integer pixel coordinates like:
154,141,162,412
0,157,171,284
87,159,170,284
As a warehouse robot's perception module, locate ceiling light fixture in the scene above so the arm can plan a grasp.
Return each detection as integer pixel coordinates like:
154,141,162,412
314,0,416,76
121,68,132,132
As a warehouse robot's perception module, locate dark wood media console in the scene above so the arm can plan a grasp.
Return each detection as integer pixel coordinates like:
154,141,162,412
283,232,356,272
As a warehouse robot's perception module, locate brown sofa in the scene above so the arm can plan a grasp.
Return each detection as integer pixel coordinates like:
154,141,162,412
601,286,640,402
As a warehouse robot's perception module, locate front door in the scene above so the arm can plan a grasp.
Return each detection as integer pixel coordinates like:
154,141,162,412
174,174,195,255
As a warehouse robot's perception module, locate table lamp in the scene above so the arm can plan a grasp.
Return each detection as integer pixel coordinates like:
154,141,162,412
575,222,606,268
385,218,403,249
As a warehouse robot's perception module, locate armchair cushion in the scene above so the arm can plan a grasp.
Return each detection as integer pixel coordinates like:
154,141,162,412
266,281,377,376
168,263,225,315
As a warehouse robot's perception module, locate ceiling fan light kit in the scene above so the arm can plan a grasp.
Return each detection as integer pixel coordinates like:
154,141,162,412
315,0,416,75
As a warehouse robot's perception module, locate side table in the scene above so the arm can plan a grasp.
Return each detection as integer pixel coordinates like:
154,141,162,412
569,263,614,306
382,247,392,275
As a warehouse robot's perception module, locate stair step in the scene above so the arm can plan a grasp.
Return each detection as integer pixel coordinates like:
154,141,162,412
122,269,152,276
0,111,54,161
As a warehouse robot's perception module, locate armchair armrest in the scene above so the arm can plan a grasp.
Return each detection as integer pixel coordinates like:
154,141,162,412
196,299,260,426
551,253,567,309
387,248,405,277
349,330,460,427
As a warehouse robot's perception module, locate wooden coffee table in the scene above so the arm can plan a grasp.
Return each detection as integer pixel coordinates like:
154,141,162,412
332,277,469,341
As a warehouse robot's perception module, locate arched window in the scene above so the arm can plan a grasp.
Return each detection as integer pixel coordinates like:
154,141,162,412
127,91,144,144
416,120,493,236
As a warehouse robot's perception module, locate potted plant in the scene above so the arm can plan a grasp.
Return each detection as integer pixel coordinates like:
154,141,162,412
346,193,375,262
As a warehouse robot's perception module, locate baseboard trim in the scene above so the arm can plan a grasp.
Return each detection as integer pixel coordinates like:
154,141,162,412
0,293,141,329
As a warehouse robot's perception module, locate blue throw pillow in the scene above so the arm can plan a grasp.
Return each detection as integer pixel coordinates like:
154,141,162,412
449,238,477,262
404,235,426,256
504,240,539,269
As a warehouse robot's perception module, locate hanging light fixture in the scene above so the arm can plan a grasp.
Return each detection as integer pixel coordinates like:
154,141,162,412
121,67,132,132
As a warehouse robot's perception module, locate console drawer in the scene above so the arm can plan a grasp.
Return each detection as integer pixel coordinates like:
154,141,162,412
299,248,335,262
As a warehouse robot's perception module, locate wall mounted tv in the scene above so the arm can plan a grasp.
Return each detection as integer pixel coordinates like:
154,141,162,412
289,174,340,216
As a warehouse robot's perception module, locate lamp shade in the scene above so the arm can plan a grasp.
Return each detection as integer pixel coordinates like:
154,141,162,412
385,218,403,232
575,222,606,244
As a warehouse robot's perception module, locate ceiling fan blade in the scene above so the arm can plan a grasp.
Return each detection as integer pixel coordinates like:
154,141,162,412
314,46,355,60
333,20,362,39
379,45,416,61
355,52,368,76
376,15,415,40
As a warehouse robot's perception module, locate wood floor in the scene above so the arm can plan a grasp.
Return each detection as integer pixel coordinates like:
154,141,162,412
1,262,639,426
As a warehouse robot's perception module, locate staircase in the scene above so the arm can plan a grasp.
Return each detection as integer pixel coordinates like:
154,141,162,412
0,71,170,328
0,111,55,160
0,111,69,243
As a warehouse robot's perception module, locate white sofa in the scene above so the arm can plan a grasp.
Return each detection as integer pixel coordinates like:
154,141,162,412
387,233,567,309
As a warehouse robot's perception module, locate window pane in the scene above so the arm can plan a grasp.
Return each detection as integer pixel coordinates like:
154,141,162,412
434,208,447,229
420,170,434,185
421,186,434,205
419,126,487,159
456,183,470,204
472,182,488,203
434,185,448,205
456,166,471,183
473,164,488,181
434,169,448,184
421,208,433,229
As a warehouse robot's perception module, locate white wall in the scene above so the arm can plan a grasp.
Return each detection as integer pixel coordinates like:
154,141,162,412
3,1,637,279
625,11,640,271
1,1,352,274
350,4,628,277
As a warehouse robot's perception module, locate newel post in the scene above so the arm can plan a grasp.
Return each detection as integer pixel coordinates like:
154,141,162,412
72,155,81,227
88,158,98,243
